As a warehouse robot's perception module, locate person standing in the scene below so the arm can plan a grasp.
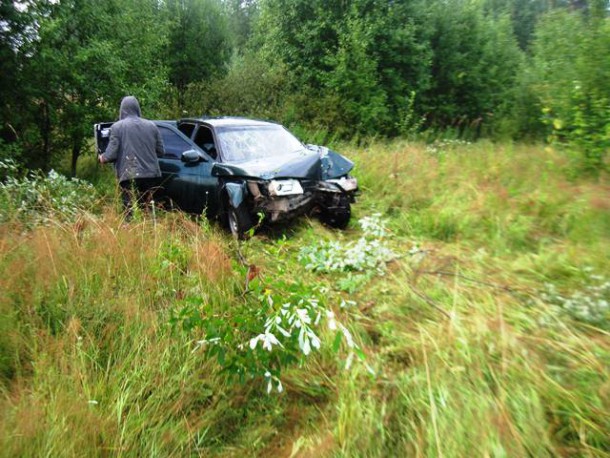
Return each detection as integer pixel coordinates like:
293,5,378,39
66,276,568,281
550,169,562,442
99,96,164,219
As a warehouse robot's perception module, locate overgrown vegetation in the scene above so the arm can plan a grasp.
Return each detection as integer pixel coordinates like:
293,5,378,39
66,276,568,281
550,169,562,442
1,140,608,456
1,0,609,454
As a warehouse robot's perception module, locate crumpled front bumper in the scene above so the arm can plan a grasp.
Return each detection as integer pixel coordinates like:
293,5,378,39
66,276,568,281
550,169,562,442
250,176,358,222
258,193,316,222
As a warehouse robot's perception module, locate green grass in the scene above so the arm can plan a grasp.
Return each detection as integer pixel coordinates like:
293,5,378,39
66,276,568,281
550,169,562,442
1,141,609,456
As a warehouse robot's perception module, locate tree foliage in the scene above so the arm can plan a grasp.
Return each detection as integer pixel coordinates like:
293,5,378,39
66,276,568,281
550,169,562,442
164,0,232,107
253,0,432,135
174,51,290,121
420,0,523,135
1,0,169,173
525,8,610,172
0,0,609,174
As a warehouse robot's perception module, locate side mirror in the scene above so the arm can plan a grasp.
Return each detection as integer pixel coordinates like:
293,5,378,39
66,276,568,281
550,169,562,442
181,149,203,163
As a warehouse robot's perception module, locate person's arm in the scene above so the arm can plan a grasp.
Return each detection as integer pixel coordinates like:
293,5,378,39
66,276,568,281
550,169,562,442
100,127,120,163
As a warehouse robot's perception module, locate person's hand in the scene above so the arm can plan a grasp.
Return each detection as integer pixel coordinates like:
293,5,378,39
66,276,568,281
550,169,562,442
98,155,105,164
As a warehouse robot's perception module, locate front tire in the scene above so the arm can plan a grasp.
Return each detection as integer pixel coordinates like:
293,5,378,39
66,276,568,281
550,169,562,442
227,203,254,240
320,197,351,229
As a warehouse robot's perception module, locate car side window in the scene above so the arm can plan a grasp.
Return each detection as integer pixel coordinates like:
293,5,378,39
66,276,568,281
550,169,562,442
193,125,217,159
158,126,193,159
178,123,196,139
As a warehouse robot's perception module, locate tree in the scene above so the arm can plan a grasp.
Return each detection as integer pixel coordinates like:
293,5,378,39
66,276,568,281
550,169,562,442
165,0,233,109
252,0,431,136
178,51,290,120
481,0,554,50
21,0,168,173
321,9,390,135
525,8,610,172
0,0,46,156
420,0,523,136
225,0,259,51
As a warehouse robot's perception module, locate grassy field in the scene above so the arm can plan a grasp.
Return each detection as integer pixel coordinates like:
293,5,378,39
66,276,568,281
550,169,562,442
1,140,609,457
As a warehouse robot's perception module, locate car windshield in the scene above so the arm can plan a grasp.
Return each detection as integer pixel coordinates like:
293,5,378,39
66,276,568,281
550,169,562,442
216,125,306,163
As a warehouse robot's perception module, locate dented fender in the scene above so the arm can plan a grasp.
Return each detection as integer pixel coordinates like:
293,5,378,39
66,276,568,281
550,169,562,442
224,182,246,208
306,144,354,179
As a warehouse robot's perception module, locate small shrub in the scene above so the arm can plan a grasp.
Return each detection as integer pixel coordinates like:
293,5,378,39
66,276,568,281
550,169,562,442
542,269,610,328
0,140,23,165
172,282,362,393
298,214,398,273
0,159,98,226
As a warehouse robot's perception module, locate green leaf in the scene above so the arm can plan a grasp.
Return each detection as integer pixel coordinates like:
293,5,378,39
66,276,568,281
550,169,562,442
332,331,342,353
355,348,367,361
552,118,564,130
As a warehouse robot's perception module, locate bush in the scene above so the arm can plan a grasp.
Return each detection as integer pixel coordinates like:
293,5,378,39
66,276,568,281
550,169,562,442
170,276,361,392
0,159,98,226
172,52,291,122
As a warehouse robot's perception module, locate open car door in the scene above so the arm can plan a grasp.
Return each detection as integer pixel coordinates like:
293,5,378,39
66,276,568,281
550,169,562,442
94,122,114,156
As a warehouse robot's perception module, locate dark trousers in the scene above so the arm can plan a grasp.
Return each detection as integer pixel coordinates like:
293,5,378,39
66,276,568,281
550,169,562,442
119,177,160,219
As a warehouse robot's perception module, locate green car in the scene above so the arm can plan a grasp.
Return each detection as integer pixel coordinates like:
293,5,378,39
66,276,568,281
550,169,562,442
95,117,358,238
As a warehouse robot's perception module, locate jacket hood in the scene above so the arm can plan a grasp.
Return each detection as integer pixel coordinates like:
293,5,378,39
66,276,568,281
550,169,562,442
119,96,141,120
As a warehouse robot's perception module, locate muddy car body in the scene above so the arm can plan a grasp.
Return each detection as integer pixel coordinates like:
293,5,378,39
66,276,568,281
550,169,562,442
95,117,358,238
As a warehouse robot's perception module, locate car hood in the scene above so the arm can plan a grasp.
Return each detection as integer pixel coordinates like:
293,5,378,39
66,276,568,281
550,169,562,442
212,145,353,180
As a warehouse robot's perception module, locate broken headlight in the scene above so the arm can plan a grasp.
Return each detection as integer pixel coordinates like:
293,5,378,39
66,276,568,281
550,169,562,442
325,176,358,192
267,179,304,196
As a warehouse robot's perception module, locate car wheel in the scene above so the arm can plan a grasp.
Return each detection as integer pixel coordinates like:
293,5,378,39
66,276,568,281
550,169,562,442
320,198,351,229
227,203,254,240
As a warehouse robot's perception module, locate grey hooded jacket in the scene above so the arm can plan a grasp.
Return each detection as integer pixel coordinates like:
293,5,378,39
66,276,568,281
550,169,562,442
101,96,164,183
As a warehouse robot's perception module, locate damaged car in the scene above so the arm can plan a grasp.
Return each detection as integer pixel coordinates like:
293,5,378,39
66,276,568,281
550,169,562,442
95,117,358,238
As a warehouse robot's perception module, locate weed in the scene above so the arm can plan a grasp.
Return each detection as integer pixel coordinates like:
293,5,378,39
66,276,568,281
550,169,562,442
542,269,610,328
298,214,398,273
173,279,363,392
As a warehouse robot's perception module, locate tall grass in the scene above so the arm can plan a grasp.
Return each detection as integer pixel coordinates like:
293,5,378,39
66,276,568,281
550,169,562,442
330,140,610,456
1,140,608,456
0,213,295,456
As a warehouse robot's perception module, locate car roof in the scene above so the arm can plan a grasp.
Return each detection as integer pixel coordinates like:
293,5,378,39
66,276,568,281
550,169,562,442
179,117,280,128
